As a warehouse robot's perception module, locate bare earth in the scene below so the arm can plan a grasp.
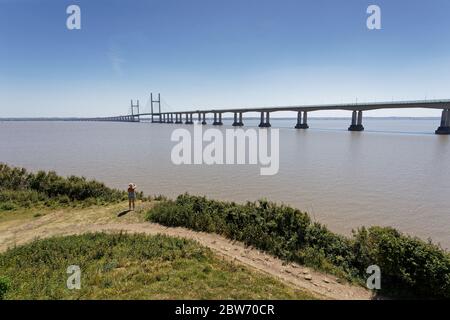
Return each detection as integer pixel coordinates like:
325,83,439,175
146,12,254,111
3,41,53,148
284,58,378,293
0,202,374,300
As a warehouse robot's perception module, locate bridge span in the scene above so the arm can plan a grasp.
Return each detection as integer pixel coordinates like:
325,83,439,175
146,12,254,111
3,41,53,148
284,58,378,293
84,96,450,135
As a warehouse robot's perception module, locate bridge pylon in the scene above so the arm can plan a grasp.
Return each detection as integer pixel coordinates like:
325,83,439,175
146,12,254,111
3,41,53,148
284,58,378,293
130,99,140,122
150,93,162,123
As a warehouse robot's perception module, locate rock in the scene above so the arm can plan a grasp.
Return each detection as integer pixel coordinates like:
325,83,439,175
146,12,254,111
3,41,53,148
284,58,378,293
304,274,312,280
323,279,330,284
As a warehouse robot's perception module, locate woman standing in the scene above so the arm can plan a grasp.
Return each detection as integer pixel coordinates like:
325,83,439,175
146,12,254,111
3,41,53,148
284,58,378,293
128,183,136,211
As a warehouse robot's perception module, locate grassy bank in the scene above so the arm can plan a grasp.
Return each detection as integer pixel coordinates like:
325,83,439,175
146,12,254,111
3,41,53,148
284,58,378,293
146,194,450,299
0,233,315,300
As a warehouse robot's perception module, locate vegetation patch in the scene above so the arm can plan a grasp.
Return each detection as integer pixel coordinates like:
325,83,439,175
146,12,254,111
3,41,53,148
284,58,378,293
146,194,450,299
0,163,132,211
0,276,10,300
0,232,314,300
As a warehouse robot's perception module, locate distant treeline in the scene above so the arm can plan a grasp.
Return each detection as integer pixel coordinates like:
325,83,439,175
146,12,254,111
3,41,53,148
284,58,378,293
147,194,450,299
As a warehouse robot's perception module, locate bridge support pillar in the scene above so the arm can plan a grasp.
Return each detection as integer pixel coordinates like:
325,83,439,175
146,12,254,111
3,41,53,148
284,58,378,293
348,110,364,131
232,112,238,126
185,113,193,124
202,113,207,125
232,112,243,126
213,112,223,125
435,109,450,134
295,111,309,129
175,114,182,124
258,111,271,127
197,112,201,123
238,112,243,126
167,113,174,123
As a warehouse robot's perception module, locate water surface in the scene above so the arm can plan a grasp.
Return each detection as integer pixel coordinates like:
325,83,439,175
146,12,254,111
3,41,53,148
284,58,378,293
1,119,449,248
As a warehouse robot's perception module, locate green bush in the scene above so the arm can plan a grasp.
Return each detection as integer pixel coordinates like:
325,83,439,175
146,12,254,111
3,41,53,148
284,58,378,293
146,194,450,299
0,163,126,209
0,276,10,300
353,226,450,298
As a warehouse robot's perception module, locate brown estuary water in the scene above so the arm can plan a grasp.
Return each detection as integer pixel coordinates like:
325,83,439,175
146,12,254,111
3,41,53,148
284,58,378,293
1,119,449,248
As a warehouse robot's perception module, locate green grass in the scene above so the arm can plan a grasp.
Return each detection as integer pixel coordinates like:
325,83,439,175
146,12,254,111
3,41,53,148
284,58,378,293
0,233,315,300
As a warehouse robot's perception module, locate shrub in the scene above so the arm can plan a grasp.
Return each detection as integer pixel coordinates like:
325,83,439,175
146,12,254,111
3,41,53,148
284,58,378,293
0,163,126,209
0,202,17,211
353,226,450,298
0,276,10,300
146,194,450,299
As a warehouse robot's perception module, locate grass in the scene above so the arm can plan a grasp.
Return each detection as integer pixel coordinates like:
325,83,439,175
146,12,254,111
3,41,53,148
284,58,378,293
0,233,316,300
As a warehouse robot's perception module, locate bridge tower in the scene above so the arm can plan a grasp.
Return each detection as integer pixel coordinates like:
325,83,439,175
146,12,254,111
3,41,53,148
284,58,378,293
150,93,162,123
130,100,140,122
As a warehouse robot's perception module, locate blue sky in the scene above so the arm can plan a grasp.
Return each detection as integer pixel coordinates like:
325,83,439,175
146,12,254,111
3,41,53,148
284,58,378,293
1,0,450,117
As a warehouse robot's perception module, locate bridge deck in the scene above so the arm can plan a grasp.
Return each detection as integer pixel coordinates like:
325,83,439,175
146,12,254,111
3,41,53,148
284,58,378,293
137,99,450,116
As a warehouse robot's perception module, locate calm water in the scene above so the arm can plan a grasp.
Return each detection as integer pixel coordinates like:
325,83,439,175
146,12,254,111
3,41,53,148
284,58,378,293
1,119,449,248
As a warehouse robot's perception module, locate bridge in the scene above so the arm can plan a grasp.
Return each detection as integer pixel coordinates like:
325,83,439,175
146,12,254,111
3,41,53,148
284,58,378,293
83,94,450,135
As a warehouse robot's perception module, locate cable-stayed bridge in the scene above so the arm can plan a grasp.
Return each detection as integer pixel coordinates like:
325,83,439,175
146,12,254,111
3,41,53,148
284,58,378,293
79,93,450,135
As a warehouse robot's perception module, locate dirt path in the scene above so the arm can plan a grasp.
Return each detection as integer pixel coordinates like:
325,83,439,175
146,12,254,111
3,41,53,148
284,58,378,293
0,203,373,300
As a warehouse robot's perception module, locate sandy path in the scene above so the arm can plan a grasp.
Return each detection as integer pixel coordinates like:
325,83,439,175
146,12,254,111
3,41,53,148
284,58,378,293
0,203,373,300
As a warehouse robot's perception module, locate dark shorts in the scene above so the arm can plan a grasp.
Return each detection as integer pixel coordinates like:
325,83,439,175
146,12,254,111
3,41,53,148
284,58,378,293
128,192,136,200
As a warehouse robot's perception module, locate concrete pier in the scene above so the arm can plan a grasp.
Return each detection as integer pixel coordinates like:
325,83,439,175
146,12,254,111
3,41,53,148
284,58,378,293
238,112,243,126
436,109,450,134
232,112,238,126
348,110,364,131
201,112,207,125
167,113,174,123
185,113,193,124
232,112,244,126
295,111,309,129
213,112,223,125
175,113,183,124
258,111,271,127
